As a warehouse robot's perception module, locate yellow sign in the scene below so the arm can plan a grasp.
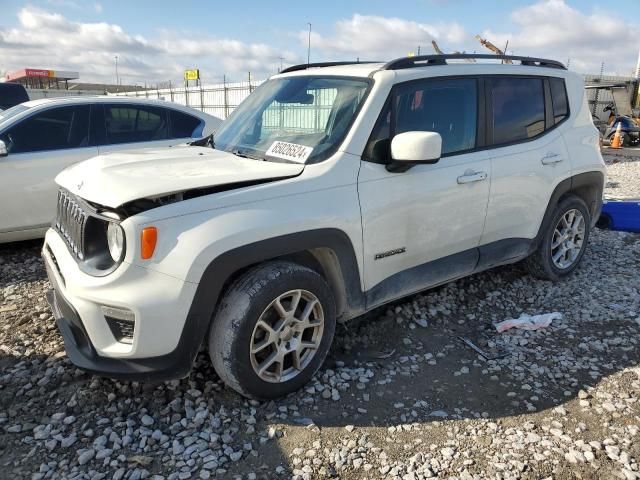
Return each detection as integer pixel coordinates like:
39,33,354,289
184,69,200,81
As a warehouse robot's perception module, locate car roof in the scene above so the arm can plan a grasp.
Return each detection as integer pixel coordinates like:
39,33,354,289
274,59,575,81
16,95,220,121
274,63,386,78
22,96,177,108
0,82,28,91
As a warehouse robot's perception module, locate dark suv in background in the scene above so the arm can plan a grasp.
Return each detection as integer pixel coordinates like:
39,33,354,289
0,83,29,111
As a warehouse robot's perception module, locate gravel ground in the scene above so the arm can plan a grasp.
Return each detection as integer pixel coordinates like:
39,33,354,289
1,153,639,480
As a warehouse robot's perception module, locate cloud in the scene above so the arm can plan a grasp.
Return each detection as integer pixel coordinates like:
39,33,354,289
0,7,298,85
482,0,638,74
1,1,638,87
303,14,467,59
304,3,638,75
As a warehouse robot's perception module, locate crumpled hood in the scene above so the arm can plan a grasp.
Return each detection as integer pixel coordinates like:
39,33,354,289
56,145,305,208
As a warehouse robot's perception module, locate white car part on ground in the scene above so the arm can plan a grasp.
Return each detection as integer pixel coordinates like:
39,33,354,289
494,312,563,333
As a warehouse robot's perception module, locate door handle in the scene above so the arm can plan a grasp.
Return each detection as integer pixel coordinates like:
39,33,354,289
541,152,563,165
457,171,488,184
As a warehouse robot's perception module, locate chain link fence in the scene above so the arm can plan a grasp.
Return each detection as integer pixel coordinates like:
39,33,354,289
110,79,264,119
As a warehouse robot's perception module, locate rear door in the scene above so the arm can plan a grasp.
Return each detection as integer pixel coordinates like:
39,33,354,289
0,104,97,233
97,104,201,155
480,76,571,248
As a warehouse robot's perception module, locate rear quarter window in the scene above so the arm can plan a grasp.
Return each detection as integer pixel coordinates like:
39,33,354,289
169,109,202,138
549,77,569,125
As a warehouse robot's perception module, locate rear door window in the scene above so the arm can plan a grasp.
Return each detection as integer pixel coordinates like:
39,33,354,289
169,109,202,138
0,105,90,154
490,77,545,145
549,77,569,125
104,104,168,145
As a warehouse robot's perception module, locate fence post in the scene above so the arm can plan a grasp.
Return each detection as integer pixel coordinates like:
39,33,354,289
223,75,229,118
200,83,204,112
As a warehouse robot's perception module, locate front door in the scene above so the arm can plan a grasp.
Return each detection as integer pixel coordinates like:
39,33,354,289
0,104,97,234
358,77,490,308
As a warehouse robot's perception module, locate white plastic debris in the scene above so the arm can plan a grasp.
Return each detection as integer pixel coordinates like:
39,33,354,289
494,312,562,333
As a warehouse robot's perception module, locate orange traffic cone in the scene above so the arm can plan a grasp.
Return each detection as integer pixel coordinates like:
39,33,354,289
610,122,623,149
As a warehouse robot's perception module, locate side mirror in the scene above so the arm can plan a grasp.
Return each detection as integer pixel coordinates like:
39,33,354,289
389,131,442,169
0,140,7,158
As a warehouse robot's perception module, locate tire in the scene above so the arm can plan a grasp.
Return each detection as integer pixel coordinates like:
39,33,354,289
525,195,591,281
608,131,629,147
595,213,612,230
621,133,630,147
208,260,336,399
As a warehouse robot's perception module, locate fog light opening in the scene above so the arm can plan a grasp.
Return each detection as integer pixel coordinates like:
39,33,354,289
102,306,135,344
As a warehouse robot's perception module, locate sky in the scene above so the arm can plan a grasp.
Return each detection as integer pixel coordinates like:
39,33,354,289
0,0,638,86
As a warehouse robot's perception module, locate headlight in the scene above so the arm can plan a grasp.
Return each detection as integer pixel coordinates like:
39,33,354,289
106,222,125,262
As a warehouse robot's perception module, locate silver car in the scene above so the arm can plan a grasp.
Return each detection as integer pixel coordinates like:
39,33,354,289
0,96,221,242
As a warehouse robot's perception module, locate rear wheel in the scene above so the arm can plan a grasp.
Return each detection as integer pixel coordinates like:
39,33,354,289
525,195,591,281
209,261,336,399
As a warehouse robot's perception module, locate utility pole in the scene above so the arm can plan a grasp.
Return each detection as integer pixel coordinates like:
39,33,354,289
114,55,119,91
307,23,312,65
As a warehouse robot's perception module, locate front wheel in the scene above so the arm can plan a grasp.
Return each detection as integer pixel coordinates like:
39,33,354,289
525,195,591,281
209,261,336,399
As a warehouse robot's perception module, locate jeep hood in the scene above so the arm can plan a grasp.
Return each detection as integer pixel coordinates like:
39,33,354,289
55,145,305,208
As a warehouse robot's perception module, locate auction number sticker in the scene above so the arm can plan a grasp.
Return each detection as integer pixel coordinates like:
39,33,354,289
266,141,313,163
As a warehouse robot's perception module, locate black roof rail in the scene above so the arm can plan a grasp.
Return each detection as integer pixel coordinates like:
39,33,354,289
383,54,566,70
280,61,381,74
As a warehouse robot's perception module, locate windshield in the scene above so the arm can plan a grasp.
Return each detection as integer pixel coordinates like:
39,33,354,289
0,104,30,125
214,76,370,164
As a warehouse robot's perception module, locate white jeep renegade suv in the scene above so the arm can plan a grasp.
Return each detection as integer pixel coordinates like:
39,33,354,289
43,55,605,399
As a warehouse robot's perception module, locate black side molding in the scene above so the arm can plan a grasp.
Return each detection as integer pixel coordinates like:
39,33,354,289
182,228,365,367
531,171,605,254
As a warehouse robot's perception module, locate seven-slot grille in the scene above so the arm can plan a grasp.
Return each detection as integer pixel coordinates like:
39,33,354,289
54,190,88,260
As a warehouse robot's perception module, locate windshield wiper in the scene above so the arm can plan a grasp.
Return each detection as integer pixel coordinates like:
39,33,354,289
231,148,263,161
189,134,215,149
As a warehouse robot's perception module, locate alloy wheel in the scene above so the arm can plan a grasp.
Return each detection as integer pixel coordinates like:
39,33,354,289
249,289,324,383
551,208,586,269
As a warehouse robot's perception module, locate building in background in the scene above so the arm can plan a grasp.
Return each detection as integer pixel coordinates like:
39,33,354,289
3,68,144,100
5,68,79,90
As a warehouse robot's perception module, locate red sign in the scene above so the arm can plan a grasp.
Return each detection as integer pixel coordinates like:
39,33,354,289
25,69,53,78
